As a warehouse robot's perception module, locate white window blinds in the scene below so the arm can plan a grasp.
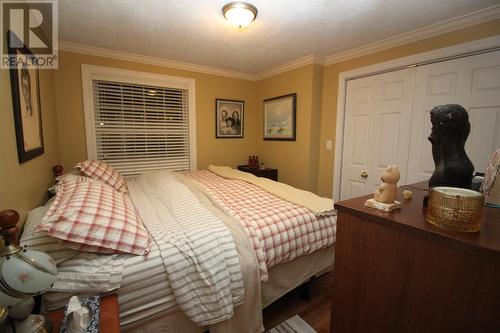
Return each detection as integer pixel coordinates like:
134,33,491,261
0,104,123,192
92,80,190,176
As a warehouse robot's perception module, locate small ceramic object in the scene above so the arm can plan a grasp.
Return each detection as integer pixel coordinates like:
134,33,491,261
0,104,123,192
374,165,400,204
13,314,51,333
8,297,34,320
402,190,413,200
365,165,402,211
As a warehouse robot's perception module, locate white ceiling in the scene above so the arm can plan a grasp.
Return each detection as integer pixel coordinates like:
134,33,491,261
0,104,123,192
59,0,500,74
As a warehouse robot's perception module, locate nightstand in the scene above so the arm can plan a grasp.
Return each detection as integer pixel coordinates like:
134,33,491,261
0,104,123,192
237,165,278,181
46,295,120,332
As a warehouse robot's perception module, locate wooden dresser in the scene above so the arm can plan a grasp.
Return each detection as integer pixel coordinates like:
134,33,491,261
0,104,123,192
330,182,500,333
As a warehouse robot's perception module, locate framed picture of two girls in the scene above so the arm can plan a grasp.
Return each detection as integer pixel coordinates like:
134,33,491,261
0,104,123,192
216,98,244,138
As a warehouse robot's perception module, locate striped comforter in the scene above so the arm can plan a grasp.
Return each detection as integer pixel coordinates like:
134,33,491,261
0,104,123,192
125,171,244,326
183,170,337,281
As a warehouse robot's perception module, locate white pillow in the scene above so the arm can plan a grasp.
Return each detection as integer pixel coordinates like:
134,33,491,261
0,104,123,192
20,206,79,264
21,205,125,293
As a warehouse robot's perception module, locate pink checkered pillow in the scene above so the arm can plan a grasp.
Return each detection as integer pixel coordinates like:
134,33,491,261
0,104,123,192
39,176,151,255
76,160,127,193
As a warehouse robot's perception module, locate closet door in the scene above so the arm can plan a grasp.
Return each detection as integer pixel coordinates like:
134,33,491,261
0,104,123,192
340,69,415,200
462,50,500,173
406,57,467,183
407,50,500,183
341,77,376,199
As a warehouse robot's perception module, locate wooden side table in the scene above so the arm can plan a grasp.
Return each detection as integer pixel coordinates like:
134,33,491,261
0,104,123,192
46,294,120,332
237,165,278,181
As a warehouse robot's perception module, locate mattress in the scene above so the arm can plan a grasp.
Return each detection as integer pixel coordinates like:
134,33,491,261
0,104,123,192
123,245,334,333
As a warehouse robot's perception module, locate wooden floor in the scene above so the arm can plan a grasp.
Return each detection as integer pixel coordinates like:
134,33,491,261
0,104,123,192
262,272,332,333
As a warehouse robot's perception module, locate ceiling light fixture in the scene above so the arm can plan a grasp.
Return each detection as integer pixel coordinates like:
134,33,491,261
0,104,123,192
222,2,258,29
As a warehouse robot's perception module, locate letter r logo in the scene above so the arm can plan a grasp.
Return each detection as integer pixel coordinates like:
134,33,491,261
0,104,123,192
2,1,54,54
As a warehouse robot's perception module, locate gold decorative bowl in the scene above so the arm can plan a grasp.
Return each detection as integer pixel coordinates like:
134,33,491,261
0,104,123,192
427,187,484,232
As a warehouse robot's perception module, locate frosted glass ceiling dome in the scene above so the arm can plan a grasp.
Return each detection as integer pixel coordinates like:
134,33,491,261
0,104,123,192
222,2,258,28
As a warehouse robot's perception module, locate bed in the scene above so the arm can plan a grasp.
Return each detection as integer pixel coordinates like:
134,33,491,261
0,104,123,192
19,163,337,333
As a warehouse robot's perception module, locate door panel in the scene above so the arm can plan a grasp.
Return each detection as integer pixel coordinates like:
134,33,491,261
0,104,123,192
466,107,500,171
351,114,371,166
462,51,500,173
377,113,402,166
370,70,414,193
341,69,415,200
418,110,436,176
408,50,500,182
341,79,375,200
406,58,466,184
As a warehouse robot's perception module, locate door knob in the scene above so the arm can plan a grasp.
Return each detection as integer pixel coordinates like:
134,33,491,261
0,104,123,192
361,172,368,179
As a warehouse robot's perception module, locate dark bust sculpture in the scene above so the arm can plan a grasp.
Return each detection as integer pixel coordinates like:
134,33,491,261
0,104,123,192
428,104,474,189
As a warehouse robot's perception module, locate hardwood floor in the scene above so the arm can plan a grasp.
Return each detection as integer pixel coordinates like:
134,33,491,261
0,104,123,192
263,272,332,333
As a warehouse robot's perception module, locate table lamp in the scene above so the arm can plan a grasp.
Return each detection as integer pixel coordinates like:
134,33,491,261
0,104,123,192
0,209,57,333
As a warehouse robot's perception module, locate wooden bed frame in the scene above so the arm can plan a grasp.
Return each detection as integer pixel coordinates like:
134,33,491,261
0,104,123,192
0,209,20,247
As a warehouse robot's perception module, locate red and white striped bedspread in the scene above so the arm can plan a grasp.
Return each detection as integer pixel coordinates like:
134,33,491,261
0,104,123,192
183,170,336,281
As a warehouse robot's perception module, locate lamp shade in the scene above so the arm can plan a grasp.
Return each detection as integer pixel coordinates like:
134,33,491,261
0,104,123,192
222,2,257,28
0,247,57,306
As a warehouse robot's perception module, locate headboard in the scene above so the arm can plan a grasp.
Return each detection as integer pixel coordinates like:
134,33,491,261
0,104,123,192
53,165,64,179
0,209,20,246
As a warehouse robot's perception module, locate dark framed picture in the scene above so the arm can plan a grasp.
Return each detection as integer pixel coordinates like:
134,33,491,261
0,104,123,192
216,99,244,138
8,31,44,163
263,93,296,141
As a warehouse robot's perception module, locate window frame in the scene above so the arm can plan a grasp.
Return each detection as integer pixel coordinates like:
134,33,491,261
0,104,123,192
81,64,197,171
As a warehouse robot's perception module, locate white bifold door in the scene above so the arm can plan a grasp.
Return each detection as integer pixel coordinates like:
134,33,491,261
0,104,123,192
340,50,500,200
407,51,500,183
341,69,415,199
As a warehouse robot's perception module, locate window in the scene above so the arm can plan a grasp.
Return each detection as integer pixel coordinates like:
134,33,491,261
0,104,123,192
82,65,196,176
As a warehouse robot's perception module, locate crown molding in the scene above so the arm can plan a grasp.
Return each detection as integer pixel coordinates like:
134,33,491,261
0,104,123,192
59,41,324,81
59,41,257,81
324,4,500,66
254,54,324,80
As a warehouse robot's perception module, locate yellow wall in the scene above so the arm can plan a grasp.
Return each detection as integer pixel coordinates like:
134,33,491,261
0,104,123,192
309,65,324,192
54,51,258,172
256,64,323,191
316,19,500,197
0,68,60,223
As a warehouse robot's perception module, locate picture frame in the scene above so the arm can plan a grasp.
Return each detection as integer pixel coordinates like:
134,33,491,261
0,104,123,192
263,93,296,141
7,31,44,163
216,99,244,138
